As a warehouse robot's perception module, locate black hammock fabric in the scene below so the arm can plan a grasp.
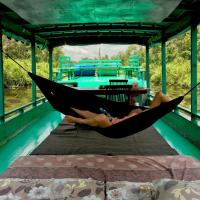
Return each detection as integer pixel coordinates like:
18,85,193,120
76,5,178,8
29,72,183,138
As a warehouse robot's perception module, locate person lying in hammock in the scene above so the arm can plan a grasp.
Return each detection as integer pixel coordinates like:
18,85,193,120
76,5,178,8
65,91,170,128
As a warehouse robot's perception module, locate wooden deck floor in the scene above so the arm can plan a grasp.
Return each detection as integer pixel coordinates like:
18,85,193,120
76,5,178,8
32,121,178,155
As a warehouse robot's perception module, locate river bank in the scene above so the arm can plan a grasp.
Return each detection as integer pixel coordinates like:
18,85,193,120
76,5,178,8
4,87,43,112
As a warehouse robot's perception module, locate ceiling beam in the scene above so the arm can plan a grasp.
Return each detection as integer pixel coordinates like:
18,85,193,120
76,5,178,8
32,23,163,34
49,36,148,47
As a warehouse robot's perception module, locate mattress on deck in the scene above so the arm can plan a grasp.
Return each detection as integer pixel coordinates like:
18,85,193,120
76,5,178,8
1,155,200,182
31,125,178,155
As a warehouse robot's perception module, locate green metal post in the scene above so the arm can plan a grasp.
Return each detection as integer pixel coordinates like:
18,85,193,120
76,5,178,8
49,47,53,80
145,44,150,89
191,22,198,124
161,36,166,94
0,26,4,124
31,38,36,106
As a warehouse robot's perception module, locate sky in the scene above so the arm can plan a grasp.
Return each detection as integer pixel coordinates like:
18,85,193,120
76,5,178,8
62,44,130,61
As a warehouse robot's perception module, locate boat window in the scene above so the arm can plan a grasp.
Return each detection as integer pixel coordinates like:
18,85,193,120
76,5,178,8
150,46,162,93
166,30,191,111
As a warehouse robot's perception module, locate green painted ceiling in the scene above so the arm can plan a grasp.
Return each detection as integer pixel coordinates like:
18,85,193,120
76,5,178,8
0,0,199,48
0,0,180,24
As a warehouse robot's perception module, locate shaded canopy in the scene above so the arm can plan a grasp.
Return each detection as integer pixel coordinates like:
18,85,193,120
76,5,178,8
0,0,199,47
0,0,180,24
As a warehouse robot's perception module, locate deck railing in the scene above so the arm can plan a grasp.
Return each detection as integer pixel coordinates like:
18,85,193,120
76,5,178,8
175,106,200,123
149,94,200,124
0,97,47,122
1,92,199,126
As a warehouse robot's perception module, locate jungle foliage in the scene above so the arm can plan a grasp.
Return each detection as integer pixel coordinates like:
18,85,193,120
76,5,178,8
3,36,63,87
108,30,200,97
3,28,200,92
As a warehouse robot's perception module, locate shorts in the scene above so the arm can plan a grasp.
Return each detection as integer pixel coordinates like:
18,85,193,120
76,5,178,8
99,107,113,122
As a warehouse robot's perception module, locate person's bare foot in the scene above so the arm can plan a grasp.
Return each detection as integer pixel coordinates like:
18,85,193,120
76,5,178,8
154,91,162,98
150,91,170,108
158,91,170,102
156,91,170,102
161,94,170,103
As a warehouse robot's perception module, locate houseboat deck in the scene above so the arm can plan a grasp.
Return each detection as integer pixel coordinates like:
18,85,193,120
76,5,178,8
58,76,145,88
0,0,200,186
31,121,177,156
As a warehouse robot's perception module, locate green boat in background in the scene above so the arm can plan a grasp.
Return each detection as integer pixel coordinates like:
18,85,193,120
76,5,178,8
56,55,145,88
0,0,199,175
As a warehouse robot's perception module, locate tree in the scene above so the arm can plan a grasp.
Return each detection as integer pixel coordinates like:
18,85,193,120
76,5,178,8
3,36,31,59
3,35,63,68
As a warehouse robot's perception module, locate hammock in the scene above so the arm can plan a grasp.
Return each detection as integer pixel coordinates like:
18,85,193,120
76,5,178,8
2,51,198,138
28,72,200,138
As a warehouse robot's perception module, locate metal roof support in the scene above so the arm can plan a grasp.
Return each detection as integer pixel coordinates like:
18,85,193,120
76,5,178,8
49,47,53,80
0,25,4,124
31,37,36,106
191,21,198,124
145,44,150,90
161,33,166,94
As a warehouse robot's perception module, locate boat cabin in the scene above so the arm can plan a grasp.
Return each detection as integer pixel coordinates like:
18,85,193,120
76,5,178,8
0,0,200,198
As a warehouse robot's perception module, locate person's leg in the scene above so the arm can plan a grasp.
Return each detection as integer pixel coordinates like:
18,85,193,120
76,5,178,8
65,115,98,126
70,107,99,119
65,114,112,128
150,91,170,108
127,108,143,117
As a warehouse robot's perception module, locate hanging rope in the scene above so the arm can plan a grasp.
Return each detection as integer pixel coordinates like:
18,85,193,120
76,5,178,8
1,49,29,72
183,82,200,97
